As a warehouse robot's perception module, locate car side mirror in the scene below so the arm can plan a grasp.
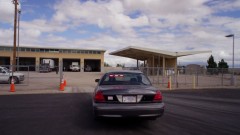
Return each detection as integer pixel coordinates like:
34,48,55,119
95,79,100,83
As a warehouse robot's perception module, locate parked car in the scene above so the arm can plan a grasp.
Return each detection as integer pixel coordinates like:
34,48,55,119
69,62,80,72
70,65,80,72
92,70,164,120
0,66,25,84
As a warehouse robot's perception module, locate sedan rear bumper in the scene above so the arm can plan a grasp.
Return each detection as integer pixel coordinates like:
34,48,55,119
93,102,164,118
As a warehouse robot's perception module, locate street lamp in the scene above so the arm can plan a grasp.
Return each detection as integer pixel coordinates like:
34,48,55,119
17,4,21,71
225,34,235,85
12,0,18,72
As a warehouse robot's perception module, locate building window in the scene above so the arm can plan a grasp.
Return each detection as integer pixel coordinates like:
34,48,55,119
71,50,77,53
40,49,44,52
26,48,30,52
20,48,25,51
5,47,11,51
31,48,36,52
54,49,59,52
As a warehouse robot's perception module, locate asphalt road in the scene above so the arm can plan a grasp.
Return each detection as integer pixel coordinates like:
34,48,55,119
0,89,240,135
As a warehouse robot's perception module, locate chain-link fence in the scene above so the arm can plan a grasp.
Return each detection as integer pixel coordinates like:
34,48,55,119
0,64,62,90
123,67,240,89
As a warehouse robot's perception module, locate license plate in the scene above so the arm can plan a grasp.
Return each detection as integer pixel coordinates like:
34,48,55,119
123,96,136,103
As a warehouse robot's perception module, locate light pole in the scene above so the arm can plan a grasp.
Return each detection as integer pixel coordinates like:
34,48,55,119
12,0,18,72
225,34,235,85
17,6,21,71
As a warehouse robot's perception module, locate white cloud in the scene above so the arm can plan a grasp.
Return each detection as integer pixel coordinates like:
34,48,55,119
123,0,212,27
25,29,41,38
0,0,240,67
46,34,67,42
52,0,149,35
210,0,240,12
123,0,210,14
0,0,14,23
21,19,68,33
0,28,13,45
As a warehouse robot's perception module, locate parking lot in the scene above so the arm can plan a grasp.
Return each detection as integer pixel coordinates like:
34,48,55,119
0,89,240,135
1,71,240,135
0,72,103,94
1,71,239,95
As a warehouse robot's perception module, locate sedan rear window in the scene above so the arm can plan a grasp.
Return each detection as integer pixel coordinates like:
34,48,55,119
100,73,151,85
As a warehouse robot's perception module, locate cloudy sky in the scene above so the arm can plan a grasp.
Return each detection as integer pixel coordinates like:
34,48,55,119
0,0,240,67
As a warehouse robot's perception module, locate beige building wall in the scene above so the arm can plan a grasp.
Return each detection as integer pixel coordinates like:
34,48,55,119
0,50,105,72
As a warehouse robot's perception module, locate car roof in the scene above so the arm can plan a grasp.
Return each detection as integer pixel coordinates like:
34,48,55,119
106,70,143,74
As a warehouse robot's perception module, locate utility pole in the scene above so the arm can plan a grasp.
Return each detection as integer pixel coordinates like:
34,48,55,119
12,0,18,72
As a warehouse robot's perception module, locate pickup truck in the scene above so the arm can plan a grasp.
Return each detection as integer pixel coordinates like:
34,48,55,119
70,65,80,72
69,62,80,72
0,66,25,84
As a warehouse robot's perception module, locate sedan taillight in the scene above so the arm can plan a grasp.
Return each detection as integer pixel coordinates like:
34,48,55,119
94,91,105,102
153,91,162,102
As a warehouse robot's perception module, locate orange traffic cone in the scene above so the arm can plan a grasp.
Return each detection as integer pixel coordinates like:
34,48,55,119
167,81,170,88
63,79,67,87
10,78,15,92
59,79,65,91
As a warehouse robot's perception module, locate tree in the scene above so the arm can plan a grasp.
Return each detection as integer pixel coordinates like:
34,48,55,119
218,59,229,73
116,63,125,68
206,55,217,68
206,55,218,74
104,62,111,67
218,59,229,68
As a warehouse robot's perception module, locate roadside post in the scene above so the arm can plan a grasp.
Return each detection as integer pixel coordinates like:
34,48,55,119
193,75,196,89
168,75,172,90
176,71,178,88
59,61,63,88
157,67,159,85
221,69,223,86
196,72,198,87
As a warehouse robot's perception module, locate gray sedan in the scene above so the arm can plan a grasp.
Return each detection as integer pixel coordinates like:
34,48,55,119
92,70,164,120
